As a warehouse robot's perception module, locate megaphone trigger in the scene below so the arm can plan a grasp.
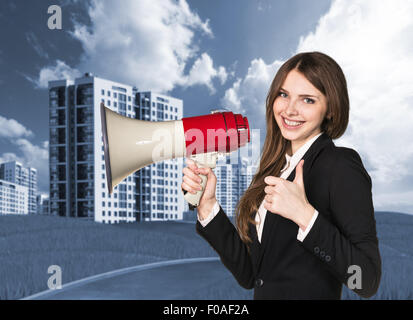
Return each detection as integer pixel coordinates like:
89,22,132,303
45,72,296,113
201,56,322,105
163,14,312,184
183,152,218,209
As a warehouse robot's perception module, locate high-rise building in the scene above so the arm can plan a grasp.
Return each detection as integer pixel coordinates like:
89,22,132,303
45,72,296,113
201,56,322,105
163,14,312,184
213,150,258,217
0,161,37,214
48,73,184,223
36,194,50,215
0,179,28,215
134,91,185,221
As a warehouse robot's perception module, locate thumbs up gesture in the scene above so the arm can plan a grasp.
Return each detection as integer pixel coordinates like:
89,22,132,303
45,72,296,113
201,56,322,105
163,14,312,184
263,160,315,231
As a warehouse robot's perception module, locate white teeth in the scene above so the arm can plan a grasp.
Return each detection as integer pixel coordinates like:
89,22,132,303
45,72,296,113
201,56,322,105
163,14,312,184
284,118,304,126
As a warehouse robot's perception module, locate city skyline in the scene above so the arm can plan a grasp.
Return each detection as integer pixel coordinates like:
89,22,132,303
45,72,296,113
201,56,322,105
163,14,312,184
1,0,413,214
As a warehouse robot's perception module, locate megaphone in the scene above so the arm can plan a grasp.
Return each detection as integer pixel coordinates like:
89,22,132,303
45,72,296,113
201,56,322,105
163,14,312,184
100,102,250,209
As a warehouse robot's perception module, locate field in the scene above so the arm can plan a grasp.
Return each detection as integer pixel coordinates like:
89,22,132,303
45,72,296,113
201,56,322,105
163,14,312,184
0,211,412,300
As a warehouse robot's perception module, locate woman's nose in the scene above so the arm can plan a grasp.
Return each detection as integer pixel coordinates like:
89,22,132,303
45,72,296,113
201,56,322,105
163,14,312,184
285,98,299,115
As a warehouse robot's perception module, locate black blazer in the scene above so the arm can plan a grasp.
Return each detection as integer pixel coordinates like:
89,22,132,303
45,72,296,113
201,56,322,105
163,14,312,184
196,132,381,299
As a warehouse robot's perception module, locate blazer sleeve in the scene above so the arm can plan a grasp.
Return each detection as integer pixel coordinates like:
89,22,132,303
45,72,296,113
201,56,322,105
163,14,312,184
195,205,255,290
300,147,382,298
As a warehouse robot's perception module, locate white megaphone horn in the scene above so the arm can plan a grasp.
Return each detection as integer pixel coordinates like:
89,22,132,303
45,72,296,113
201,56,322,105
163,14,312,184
100,102,250,209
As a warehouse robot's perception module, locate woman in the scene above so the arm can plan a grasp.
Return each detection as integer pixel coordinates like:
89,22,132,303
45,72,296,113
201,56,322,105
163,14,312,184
181,51,381,299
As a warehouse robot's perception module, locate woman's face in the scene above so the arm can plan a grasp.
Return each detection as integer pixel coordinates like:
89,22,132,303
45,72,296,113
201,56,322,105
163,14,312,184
273,69,328,152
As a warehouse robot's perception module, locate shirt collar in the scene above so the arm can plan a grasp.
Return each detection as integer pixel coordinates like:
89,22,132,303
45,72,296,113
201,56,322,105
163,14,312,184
281,132,324,172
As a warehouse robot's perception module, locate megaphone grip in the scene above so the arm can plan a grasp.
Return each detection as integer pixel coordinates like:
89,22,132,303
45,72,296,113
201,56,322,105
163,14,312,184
183,162,209,210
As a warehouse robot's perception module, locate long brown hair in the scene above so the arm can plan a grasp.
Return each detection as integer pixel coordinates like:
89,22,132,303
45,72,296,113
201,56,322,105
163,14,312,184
235,51,349,245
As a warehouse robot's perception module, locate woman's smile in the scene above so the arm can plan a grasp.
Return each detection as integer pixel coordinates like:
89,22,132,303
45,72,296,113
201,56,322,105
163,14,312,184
282,116,305,129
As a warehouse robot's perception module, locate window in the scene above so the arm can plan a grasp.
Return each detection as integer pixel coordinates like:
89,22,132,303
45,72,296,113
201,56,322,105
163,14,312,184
107,100,111,106
101,89,105,95
114,92,117,98
128,96,131,101
107,91,111,97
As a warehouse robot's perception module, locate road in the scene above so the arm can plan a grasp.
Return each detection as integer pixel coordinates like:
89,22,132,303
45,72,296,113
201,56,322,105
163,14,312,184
23,257,239,300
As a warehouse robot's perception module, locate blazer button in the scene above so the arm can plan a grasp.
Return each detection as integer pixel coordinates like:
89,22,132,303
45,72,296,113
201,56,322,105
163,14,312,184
255,279,264,287
320,251,325,258
325,255,331,262
314,246,320,254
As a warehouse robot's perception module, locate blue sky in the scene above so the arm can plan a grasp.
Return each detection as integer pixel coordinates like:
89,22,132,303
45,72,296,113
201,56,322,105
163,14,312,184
1,0,413,214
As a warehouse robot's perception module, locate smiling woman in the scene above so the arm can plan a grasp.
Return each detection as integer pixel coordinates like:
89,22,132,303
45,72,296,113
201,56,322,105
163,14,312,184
188,51,381,300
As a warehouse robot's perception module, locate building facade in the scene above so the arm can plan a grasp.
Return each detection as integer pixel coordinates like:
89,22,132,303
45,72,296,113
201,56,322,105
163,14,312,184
0,161,37,214
0,179,29,215
36,194,50,215
134,92,185,221
48,74,184,223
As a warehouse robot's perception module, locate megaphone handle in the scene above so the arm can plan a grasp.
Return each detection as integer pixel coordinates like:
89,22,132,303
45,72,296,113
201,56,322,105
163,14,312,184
183,152,217,208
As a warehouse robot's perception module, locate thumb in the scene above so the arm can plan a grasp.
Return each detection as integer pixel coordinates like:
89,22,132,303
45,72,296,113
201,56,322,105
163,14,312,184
199,166,214,178
293,159,305,187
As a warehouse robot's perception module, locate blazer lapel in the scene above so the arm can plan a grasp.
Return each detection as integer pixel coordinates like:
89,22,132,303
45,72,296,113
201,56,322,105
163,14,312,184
254,133,333,271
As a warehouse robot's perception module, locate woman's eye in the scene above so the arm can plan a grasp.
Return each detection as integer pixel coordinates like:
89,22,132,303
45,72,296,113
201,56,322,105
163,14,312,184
279,92,288,98
304,98,315,104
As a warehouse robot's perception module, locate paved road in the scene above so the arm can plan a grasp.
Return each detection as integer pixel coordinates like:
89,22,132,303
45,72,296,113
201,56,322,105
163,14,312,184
23,257,236,300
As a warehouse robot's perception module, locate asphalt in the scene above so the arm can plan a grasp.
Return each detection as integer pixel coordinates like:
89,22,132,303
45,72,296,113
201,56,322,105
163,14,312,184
23,257,236,300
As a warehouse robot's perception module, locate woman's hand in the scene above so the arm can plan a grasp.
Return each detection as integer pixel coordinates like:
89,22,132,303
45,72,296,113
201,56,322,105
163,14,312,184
181,158,217,219
263,159,316,231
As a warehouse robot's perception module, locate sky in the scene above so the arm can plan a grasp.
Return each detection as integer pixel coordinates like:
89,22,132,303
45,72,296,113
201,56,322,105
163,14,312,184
0,0,412,214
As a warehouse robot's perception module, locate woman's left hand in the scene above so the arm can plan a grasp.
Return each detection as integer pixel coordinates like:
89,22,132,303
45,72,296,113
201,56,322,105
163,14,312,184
263,159,316,231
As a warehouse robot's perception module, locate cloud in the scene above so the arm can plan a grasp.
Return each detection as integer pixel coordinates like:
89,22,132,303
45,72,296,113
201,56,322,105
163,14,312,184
25,32,49,59
180,53,228,94
24,60,82,89
13,138,49,175
295,0,413,213
26,0,226,94
222,58,283,115
0,115,48,193
0,115,33,138
0,152,23,164
223,0,413,214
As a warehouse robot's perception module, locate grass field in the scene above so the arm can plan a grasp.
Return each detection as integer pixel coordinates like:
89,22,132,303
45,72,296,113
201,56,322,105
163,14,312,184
0,215,216,299
0,211,412,300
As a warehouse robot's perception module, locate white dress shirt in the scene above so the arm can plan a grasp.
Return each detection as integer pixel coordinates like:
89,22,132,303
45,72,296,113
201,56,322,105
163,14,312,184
197,132,323,243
